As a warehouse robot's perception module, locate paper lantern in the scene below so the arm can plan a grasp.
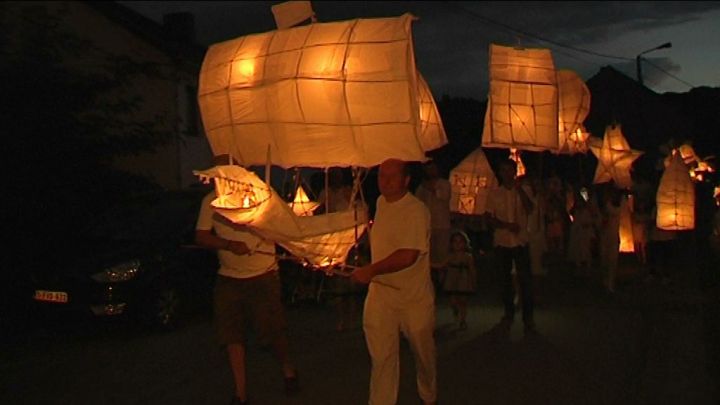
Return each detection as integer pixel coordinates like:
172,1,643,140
290,185,319,216
509,148,526,178
619,195,635,253
556,70,591,154
450,148,498,215
590,124,643,189
198,13,436,168
482,44,558,152
195,165,368,267
662,143,716,182
565,127,590,154
656,152,695,230
418,73,448,152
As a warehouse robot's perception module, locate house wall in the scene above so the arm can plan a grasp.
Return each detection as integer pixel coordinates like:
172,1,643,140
45,1,212,190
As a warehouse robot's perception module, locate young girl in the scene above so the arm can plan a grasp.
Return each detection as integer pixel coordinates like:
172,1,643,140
443,231,477,330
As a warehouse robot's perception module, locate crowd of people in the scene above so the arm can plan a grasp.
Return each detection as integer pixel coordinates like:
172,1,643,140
195,155,719,405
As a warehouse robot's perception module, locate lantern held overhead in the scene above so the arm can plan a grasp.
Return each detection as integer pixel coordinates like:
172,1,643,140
198,13,438,168
590,124,643,189
656,152,695,231
556,70,591,155
482,44,559,152
450,148,498,215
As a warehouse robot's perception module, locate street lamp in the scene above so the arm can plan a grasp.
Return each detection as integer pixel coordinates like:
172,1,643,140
636,42,672,86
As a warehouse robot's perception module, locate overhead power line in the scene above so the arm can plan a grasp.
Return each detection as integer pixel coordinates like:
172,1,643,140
444,2,697,89
641,59,695,88
445,2,633,62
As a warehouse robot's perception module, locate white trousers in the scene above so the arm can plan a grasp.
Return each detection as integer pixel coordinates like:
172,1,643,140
363,292,437,405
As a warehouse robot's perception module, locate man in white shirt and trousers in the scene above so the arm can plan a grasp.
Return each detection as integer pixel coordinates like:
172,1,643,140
352,159,437,405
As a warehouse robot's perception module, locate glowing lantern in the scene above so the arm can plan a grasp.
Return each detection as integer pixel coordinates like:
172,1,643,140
656,152,695,231
590,124,643,189
198,13,433,168
482,44,558,152
450,148,498,215
556,70,591,154
196,165,367,267
619,195,635,253
290,185,319,216
509,148,526,178
661,142,715,183
714,186,720,206
195,11,448,267
418,73,448,152
565,127,590,154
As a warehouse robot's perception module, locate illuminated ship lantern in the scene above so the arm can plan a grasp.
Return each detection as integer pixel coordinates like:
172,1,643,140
290,185,319,216
195,9,446,267
198,13,430,168
556,70,591,154
656,152,695,231
195,165,368,267
590,124,643,189
482,44,559,152
450,148,498,215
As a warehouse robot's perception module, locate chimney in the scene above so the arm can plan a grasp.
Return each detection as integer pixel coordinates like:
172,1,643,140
163,12,195,43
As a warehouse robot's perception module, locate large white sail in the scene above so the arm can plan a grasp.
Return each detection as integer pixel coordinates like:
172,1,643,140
198,13,444,168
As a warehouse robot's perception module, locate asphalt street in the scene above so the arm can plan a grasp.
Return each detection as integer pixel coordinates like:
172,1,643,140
1,258,717,405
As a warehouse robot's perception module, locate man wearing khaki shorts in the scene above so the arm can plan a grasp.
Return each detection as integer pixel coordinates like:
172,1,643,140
196,189,298,405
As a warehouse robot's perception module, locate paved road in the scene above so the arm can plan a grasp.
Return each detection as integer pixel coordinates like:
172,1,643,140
1,260,717,405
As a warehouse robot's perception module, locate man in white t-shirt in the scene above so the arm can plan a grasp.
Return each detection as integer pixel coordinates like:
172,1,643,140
351,159,436,405
485,159,536,334
195,180,298,405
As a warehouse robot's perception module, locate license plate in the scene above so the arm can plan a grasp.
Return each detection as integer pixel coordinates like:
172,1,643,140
34,290,69,303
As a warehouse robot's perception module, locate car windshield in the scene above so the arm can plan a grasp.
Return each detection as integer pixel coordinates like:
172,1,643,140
84,191,206,242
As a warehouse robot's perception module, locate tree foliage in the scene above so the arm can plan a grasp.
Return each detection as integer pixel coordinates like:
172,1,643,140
1,3,174,269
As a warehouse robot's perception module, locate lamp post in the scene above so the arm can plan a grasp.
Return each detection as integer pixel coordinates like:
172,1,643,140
636,42,672,86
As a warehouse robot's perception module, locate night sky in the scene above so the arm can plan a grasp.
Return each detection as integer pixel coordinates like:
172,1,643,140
120,1,720,99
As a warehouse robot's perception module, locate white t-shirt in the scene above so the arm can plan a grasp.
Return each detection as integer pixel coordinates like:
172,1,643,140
369,192,433,307
486,185,529,247
195,192,277,279
415,179,451,230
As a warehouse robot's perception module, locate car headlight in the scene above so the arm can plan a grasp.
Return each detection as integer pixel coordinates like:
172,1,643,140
91,260,141,283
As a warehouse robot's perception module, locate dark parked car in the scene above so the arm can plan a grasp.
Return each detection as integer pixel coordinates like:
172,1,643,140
27,189,218,330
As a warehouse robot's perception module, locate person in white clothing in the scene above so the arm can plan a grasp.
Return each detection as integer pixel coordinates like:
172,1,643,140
351,159,437,405
195,158,298,405
485,159,536,333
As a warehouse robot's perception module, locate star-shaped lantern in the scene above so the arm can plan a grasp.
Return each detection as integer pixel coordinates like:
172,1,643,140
590,124,643,189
